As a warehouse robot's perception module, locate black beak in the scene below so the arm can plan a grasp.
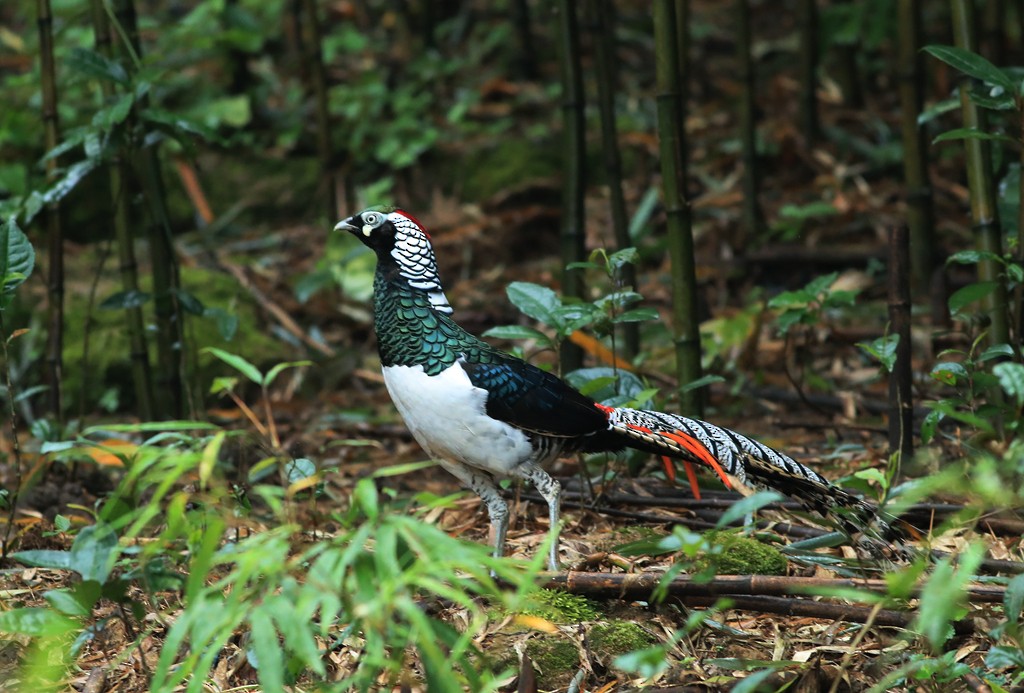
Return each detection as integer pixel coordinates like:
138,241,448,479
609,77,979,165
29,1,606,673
333,215,360,234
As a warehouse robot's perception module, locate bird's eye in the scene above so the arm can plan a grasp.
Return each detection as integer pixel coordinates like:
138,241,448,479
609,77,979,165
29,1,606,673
363,212,382,226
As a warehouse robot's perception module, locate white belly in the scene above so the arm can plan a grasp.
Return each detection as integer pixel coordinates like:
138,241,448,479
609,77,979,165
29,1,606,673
382,362,535,477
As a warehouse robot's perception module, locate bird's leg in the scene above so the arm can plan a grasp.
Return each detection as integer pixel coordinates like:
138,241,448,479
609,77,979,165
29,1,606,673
440,462,508,562
516,465,561,571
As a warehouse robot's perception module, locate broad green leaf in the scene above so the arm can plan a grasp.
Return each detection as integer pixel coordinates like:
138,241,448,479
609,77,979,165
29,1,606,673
930,362,968,385
0,216,35,306
923,45,1017,94
285,458,317,484
92,92,135,129
1004,573,1024,627
948,281,998,316
629,186,660,241
986,645,1024,670
933,128,1019,146
994,362,1024,407
920,409,943,444
203,347,263,384
609,247,639,271
946,249,1004,266
66,47,129,86
172,288,205,315
614,307,660,323
44,583,100,617
978,343,1015,362
913,542,985,651
730,669,779,693
68,524,118,583
0,607,79,637
99,289,151,310
857,334,900,373
11,549,71,571
40,159,99,210
506,281,560,325
481,324,552,345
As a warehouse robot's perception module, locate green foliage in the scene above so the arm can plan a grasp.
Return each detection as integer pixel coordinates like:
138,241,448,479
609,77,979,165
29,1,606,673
2,423,540,691
768,271,860,335
514,589,601,624
769,200,839,242
0,216,34,309
858,333,900,373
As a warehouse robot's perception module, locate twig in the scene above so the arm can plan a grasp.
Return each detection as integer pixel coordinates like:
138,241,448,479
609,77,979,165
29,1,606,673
219,262,335,357
0,312,25,557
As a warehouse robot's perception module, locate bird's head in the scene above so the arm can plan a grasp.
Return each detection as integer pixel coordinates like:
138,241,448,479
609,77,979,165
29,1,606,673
334,207,452,314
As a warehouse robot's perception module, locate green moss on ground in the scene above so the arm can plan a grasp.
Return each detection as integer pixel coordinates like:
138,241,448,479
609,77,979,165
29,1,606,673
589,621,657,658
525,635,579,689
515,589,602,624
453,138,562,202
698,531,788,575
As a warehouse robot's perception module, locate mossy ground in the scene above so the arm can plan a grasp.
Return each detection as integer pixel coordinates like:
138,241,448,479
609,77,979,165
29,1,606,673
698,530,789,575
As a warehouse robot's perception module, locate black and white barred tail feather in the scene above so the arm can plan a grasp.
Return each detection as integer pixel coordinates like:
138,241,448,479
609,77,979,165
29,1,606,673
603,406,895,538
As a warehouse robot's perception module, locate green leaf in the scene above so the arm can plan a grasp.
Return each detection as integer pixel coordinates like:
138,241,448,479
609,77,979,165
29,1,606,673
263,360,312,388
92,92,135,129
679,374,725,394
67,47,130,86
923,45,1017,94
920,409,943,444
0,216,35,307
946,249,1004,266
44,582,101,617
716,491,784,528
285,458,317,485
614,307,660,323
204,307,239,341
506,281,560,326
612,641,675,678
203,347,263,384
930,361,968,385
987,645,1024,670
0,607,79,637
1003,573,1024,627
99,289,151,310
933,128,1019,146
481,324,553,346
248,609,284,692
68,524,119,583
913,542,985,651
172,288,205,316
994,362,1024,407
948,281,998,316
857,334,900,373
978,343,1015,362
11,549,71,571
628,186,660,241
609,247,639,271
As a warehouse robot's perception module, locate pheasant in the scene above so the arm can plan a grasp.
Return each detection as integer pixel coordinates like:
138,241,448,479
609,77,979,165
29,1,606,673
335,207,891,569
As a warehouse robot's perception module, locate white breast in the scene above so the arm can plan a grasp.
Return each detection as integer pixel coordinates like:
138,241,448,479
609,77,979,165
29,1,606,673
382,362,535,477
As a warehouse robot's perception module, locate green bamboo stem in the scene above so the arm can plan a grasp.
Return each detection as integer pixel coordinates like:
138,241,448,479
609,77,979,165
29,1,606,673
556,0,586,374
735,0,764,241
592,0,637,360
654,0,703,415
115,0,186,418
37,0,64,422
90,0,154,420
300,0,338,221
832,0,864,108
897,0,935,296
510,0,538,80
950,0,1011,348
797,0,820,145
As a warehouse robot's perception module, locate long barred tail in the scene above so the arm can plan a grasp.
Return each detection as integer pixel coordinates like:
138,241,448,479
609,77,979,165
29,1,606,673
602,406,892,538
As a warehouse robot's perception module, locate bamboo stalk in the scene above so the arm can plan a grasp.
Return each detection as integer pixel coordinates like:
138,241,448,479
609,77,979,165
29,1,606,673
114,0,186,418
300,0,338,221
735,0,764,241
89,0,154,420
888,225,914,462
542,572,1007,604
832,0,864,108
950,0,1011,349
509,0,538,80
591,0,637,360
797,0,820,145
654,0,703,415
37,0,64,422
897,0,936,296
556,0,586,374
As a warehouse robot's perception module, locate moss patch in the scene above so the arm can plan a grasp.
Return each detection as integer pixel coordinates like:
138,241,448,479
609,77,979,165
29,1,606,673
589,621,658,658
698,531,788,575
514,589,602,624
525,635,579,689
